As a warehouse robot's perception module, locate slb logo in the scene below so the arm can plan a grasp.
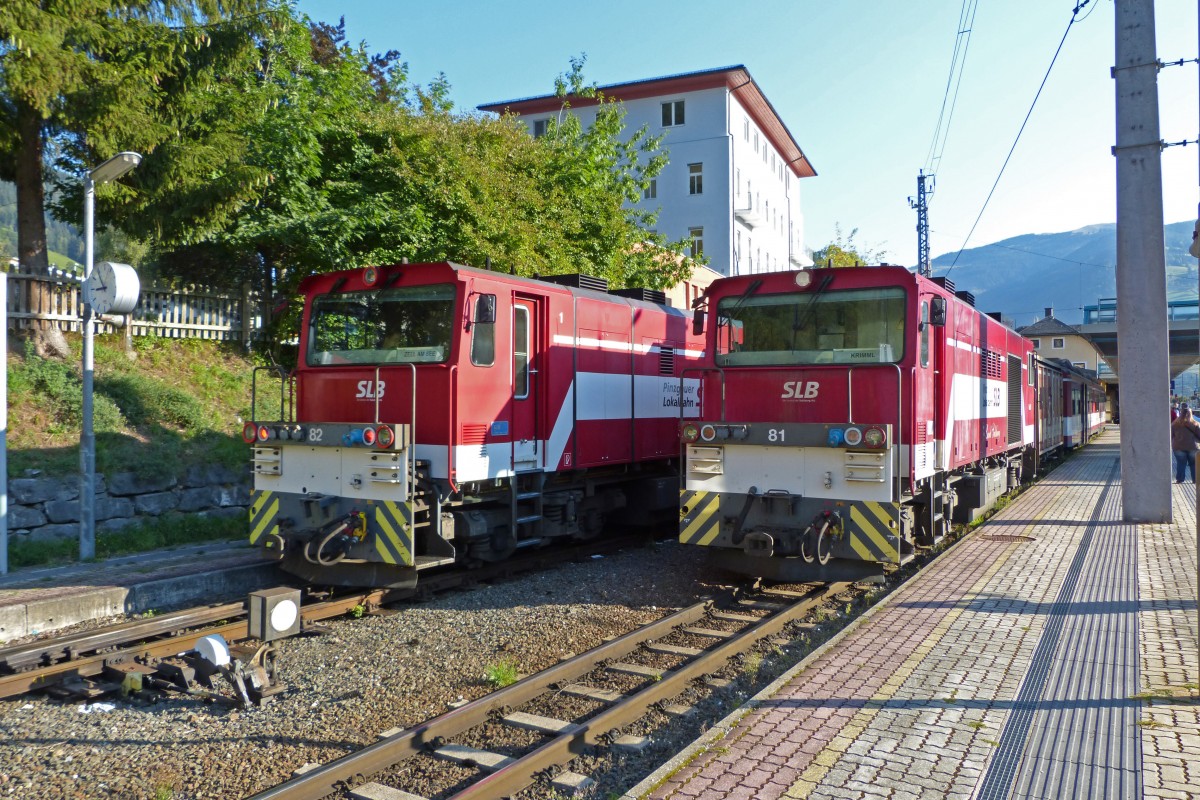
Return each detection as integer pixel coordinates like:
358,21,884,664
781,381,819,399
356,380,385,400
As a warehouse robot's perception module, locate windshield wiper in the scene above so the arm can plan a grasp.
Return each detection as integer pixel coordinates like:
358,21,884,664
794,272,835,333
721,279,762,323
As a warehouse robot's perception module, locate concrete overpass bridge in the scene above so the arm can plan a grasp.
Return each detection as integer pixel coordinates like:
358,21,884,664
1077,298,1200,383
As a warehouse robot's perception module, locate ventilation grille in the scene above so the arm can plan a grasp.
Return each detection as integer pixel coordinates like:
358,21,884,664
612,287,668,305
1007,354,1023,443
460,424,488,445
659,346,675,376
932,276,955,292
540,273,609,292
983,349,1003,379
955,290,976,307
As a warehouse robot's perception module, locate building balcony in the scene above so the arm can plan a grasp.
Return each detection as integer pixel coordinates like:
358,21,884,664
734,203,764,229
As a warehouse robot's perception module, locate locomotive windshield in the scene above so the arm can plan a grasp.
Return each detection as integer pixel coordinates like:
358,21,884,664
307,284,456,365
715,287,906,366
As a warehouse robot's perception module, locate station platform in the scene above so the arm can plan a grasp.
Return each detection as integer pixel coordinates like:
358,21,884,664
629,428,1200,800
0,539,283,641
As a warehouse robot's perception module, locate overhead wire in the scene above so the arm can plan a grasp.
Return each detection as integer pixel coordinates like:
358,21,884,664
924,0,980,177
945,0,1095,277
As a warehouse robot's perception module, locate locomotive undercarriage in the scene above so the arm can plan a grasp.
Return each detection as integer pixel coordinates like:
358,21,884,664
259,461,679,588
680,489,916,583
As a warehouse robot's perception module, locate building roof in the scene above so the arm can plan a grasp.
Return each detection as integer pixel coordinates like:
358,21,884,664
478,65,816,179
1018,316,1081,337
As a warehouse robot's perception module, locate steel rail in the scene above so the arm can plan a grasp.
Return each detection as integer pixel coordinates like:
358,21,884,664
0,602,246,671
450,581,849,800
250,582,849,800
0,531,654,701
244,599,716,800
0,590,386,699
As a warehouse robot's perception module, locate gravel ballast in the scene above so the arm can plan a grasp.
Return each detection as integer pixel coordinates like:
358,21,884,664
0,541,748,799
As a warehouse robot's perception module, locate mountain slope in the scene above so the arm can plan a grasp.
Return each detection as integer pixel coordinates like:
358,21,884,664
930,221,1197,326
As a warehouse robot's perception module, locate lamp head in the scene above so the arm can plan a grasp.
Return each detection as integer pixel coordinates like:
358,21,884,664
89,151,142,184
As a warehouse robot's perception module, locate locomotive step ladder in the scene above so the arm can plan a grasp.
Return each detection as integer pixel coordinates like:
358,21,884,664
510,470,546,540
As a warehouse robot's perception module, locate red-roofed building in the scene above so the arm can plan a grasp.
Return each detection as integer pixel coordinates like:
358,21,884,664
479,65,816,279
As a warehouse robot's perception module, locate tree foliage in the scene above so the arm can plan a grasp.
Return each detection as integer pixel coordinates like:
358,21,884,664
810,225,886,268
5,6,699,352
0,1,280,273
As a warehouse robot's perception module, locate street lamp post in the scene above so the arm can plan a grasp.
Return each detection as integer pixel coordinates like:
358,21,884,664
81,151,141,560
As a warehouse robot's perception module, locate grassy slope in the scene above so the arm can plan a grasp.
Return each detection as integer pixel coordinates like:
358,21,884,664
6,333,267,478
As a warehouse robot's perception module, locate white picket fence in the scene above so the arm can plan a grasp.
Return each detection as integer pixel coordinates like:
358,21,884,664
2,268,259,342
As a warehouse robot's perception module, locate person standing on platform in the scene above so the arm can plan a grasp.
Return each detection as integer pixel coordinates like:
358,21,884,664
1170,404,1200,482
1171,402,1180,421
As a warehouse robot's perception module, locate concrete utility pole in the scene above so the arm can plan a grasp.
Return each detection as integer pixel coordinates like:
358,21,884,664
1114,0,1172,522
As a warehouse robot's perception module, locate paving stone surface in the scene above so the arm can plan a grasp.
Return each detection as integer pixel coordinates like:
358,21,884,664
637,428,1200,800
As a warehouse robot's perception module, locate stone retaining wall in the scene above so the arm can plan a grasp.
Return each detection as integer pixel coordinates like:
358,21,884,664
8,464,251,543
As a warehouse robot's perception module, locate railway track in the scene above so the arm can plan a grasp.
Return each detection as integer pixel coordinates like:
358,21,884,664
0,531,655,702
247,580,853,800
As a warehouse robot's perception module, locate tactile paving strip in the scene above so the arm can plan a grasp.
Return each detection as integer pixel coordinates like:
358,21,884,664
974,456,1141,800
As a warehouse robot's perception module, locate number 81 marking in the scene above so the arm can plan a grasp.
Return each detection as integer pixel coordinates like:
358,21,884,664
767,428,786,442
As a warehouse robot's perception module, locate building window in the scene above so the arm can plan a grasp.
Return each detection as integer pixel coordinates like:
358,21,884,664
1052,337,1065,349
744,118,750,141
661,100,685,127
643,179,657,200
1031,338,1041,349
736,168,741,198
688,163,703,195
736,230,741,266
532,119,549,138
753,132,759,153
1073,362,1087,369
689,227,704,258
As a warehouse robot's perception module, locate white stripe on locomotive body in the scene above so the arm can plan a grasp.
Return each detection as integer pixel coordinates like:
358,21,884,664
946,337,981,355
551,334,704,360
935,373,1025,471
576,373,701,421
423,373,701,483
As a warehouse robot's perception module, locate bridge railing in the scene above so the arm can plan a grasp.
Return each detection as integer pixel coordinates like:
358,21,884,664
1084,297,1199,324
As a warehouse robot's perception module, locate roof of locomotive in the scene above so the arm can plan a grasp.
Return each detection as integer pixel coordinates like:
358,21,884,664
700,266,1028,338
295,261,689,315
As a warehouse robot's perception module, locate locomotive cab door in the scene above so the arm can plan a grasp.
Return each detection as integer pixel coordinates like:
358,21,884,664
512,298,541,470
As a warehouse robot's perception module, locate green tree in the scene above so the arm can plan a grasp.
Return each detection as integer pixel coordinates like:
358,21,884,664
0,1,278,276
810,225,886,268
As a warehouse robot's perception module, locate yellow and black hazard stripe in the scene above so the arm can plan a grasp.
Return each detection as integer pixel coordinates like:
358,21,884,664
371,500,414,566
249,490,280,547
845,501,900,562
679,489,722,546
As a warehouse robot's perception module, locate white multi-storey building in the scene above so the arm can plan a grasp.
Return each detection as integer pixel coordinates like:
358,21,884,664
479,65,816,295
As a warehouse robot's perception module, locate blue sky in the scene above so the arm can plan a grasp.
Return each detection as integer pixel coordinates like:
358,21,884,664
295,0,1198,267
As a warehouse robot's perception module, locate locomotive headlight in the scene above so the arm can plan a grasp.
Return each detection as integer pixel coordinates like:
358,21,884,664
681,423,700,443
844,426,863,447
699,424,717,442
257,424,274,442
863,427,886,448
795,270,813,288
363,266,379,286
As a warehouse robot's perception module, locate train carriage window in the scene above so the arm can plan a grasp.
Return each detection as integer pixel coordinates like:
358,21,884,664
470,294,496,366
308,283,455,366
513,306,530,399
920,301,929,368
715,287,906,366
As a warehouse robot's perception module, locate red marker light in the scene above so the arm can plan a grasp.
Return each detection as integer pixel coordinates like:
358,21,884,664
361,427,377,446
376,426,395,448
242,422,258,443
